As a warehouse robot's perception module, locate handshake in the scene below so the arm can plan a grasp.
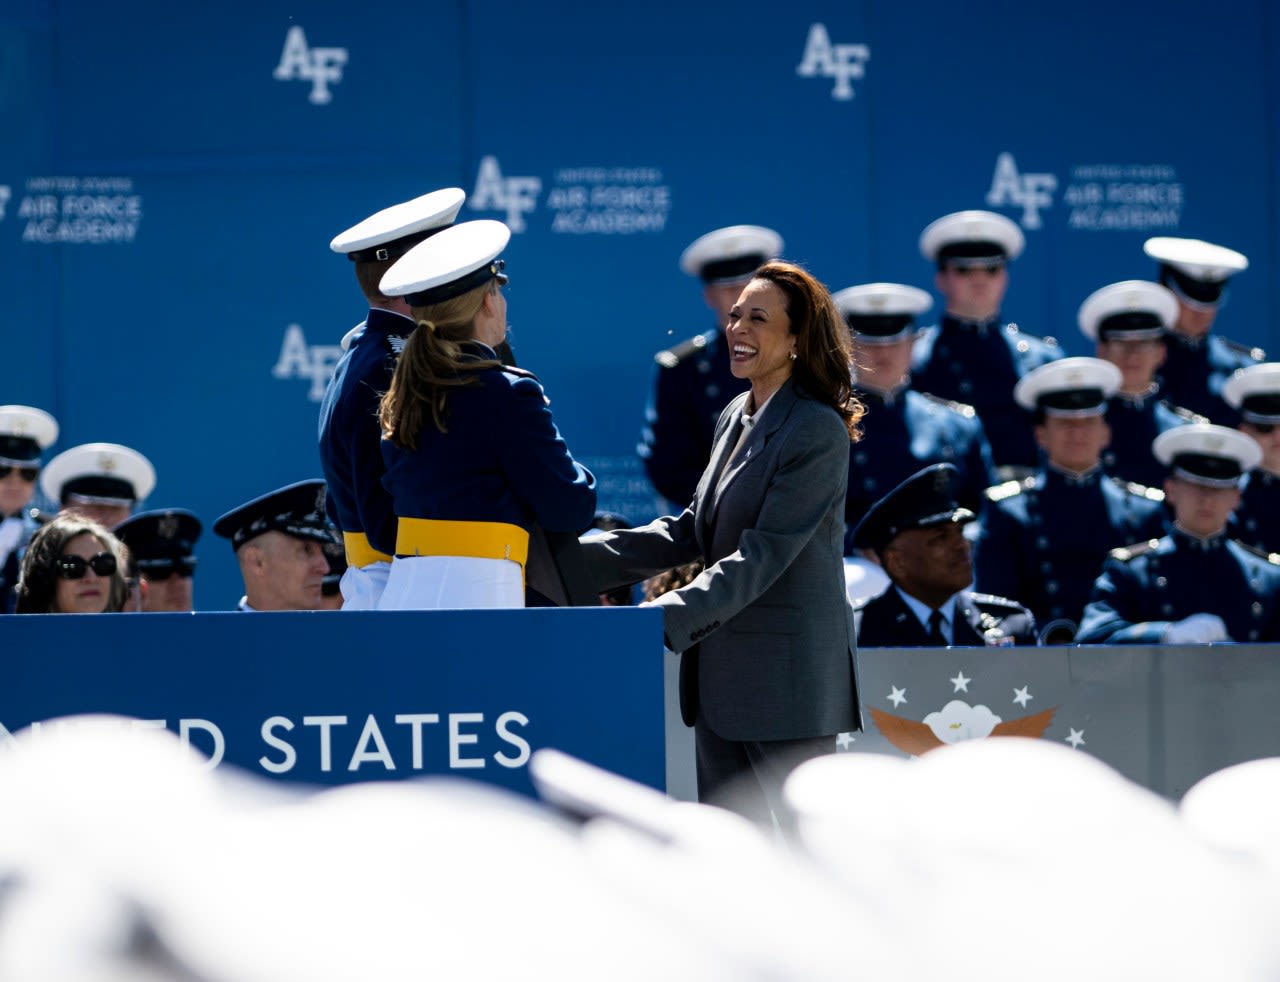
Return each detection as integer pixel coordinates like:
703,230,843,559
1163,613,1231,645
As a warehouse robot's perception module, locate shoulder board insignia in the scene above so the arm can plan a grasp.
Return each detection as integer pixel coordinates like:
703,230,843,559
1233,541,1280,565
1159,401,1208,424
1004,323,1059,347
1110,538,1160,562
387,334,407,355
1220,337,1266,361
1112,478,1165,502
969,592,1028,615
502,365,540,381
919,392,977,418
985,477,1035,502
654,333,709,369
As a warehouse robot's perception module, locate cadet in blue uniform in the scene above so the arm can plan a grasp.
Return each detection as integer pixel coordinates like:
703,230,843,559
1079,279,1202,487
850,464,1036,647
318,188,466,609
638,224,781,509
1144,236,1263,426
911,209,1061,474
1078,424,1280,644
376,220,596,609
974,358,1168,644
113,509,201,613
40,442,155,530
0,405,59,612
1224,363,1280,552
836,282,995,551
214,480,335,612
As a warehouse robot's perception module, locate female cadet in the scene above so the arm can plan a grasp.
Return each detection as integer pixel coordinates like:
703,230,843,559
579,261,865,818
375,220,596,609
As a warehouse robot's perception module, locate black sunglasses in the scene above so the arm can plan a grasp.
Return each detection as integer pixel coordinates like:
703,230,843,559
137,556,198,581
1250,423,1277,435
56,552,118,579
951,263,1004,277
0,465,38,482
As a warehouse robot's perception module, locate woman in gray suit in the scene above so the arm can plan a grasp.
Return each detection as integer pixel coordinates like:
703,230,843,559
582,261,864,818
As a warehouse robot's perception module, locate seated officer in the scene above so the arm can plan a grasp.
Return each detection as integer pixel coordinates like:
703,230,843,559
213,480,335,612
1078,424,1280,644
638,224,781,509
113,509,201,613
320,188,467,610
850,464,1036,647
1079,279,1202,487
1143,236,1263,425
1224,363,1280,552
0,405,59,612
319,534,346,611
836,281,995,548
974,358,1168,644
40,442,155,529
911,209,1061,474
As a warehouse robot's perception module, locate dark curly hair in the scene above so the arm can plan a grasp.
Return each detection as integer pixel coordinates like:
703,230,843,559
16,513,131,614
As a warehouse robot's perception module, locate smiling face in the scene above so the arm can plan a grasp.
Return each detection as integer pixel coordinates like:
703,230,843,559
53,532,113,614
725,278,796,405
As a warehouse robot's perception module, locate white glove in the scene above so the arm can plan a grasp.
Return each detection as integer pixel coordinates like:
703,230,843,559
1164,613,1230,644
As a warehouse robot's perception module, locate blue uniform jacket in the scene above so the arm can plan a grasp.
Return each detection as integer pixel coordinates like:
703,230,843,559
845,385,995,552
381,342,597,540
854,586,1036,647
1229,470,1280,554
911,314,1061,470
1077,530,1280,644
638,328,748,509
317,307,415,558
974,466,1168,634
1101,390,1199,488
1158,332,1263,427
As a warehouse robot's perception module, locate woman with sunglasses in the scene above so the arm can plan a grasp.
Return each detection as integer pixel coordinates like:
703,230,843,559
0,405,60,613
375,219,596,610
15,513,130,614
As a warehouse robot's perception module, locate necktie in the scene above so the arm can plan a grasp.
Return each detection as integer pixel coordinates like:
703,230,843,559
928,609,947,647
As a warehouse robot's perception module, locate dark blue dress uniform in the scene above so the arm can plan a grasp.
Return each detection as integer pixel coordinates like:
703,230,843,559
911,315,1061,471
975,466,1168,639
1229,471,1280,553
381,341,597,547
1076,530,1280,643
854,587,1035,647
845,384,994,552
1102,391,1201,488
1158,332,1263,426
638,329,747,509
318,307,414,560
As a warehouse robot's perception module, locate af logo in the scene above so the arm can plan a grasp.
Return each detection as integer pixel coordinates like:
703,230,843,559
796,23,871,101
273,324,343,402
273,26,348,105
470,156,541,233
0,186,10,221
986,152,1058,230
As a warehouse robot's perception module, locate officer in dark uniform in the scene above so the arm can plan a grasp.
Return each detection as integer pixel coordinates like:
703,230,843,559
319,188,466,609
1079,279,1203,487
113,509,201,613
0,405,59,612
1224,363,1280,552
849,464,1036,647
40,442,156,530
1078,424,1280,644
974,358,1168,644
213,479,336,612
911,209,1061,474
1144,236,1263,426
836,282,995,551
638,224,781,509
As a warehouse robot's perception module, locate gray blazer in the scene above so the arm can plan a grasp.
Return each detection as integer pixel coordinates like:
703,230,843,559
582,378,862,742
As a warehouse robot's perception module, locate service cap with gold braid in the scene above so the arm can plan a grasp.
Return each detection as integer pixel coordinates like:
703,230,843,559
329,188,466,264
213,480,336,552
919,210,1024,268
1077,280,1179,342
1154,423,1260,488
0,405,59,472
1014,357,1121,418
40,442,155,509
833,283,933,345
114,509,202,579
678,225,782,284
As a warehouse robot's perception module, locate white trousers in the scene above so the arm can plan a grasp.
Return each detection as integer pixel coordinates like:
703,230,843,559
339,561,391,611
377,555,524,610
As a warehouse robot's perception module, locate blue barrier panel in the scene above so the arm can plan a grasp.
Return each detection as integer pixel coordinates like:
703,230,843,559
0,607,667,798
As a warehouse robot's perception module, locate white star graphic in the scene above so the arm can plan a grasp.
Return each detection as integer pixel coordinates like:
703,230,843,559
1012,685,1033,707
835,732,856,751
1065,728,1086,749
888,686,907,707
950,671,971,693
